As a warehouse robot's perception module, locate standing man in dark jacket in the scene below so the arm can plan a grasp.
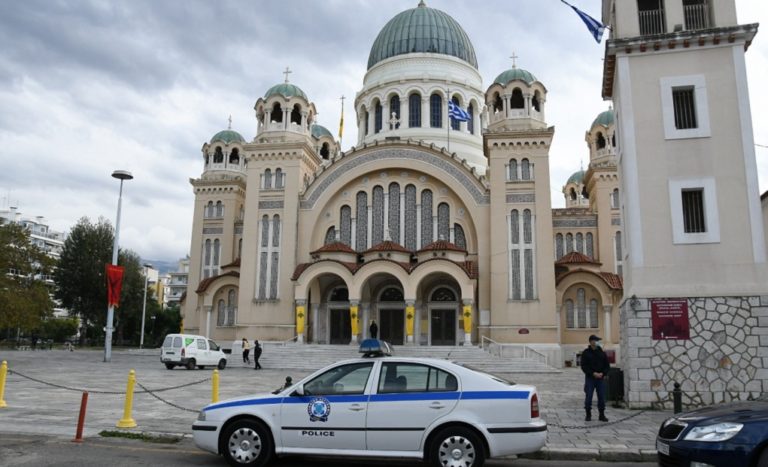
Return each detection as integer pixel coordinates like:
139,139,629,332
581,334,610,422
253,340,263,370
369,319,378,339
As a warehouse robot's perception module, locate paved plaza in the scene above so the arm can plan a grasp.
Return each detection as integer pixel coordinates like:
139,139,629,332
0,349,668,461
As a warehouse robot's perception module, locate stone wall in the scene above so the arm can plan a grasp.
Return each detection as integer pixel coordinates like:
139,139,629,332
621,295,768,409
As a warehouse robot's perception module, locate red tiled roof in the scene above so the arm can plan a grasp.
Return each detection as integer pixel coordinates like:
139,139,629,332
311,242,357,255
221,257,241,269
600,272,624,290
417,240,466,253
556,251,599,265
195,271,240,293
364,241,412,254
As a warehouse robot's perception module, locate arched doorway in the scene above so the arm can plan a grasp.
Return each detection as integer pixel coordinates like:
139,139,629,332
327,286,351,344
428,286,458,345
378,286,405,345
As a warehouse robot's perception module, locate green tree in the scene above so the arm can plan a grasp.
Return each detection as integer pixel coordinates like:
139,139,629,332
0,220,54,331
41,317,79,342
113,250,156,345
54,217,113,344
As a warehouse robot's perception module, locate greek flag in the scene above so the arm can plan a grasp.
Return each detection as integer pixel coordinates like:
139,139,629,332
448,100,470,122
561,0,605,44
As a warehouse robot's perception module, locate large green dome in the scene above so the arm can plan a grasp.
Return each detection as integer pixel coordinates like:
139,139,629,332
311,124,333,139
567,169,586,185
591,109,615,128
367,1,478,70
264,83,308,100
210,129,245,144
493,68,538,86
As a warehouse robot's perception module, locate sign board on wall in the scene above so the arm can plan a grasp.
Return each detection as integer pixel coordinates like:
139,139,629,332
650,299,690,340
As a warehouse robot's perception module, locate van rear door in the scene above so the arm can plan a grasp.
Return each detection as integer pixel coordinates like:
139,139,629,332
162,335,182,362
196,338,210,365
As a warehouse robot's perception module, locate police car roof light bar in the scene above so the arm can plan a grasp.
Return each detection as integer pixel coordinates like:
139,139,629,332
359,339,393,358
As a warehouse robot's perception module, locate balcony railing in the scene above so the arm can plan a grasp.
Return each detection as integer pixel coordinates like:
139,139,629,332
684,3,710,30
639,9,665,35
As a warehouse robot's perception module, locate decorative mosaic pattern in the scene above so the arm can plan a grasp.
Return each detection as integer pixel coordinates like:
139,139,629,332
454,224,466,249
203,228,223,235
421,189,433,247
388,183,400,243
506,193,535,204
356,191,368,251
510,210,520,244
269,252,279,299
622,295,768,409
586,233,594,258
372,186,384,245
405,185,417,250
272,216,281,247
324,227,336,244
523,210,532,244
259,200,284,209
261,216,269,247
258,252,268,300
554,218,597,228
340,206,352,246
438,203,450,241
301,147,490,209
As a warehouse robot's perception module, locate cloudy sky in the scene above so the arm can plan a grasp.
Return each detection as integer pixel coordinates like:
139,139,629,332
1,0,766,264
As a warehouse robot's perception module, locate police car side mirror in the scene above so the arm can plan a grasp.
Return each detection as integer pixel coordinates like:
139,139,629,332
290,384,305,397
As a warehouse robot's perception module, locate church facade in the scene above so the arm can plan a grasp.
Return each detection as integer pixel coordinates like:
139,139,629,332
181,2,625,366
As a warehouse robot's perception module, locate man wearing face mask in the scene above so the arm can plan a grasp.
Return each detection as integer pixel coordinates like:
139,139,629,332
581,334,610,422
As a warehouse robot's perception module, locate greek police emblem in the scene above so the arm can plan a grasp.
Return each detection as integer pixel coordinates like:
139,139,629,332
307,397,331,422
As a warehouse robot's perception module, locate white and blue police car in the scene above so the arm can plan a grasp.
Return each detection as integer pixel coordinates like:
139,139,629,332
192,339,546,467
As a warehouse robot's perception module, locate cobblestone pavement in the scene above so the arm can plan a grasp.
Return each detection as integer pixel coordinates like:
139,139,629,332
0,349,669,461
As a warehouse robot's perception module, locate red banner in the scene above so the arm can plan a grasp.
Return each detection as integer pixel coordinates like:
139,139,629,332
651,299,690,340
106,264,125,308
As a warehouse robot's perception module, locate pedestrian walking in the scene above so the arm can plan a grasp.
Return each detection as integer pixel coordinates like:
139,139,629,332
369,319,378,339
242,338,251,364
581,334,610,422
253,340,263,370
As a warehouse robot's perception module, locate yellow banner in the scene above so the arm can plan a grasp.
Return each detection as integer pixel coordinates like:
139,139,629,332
350,305,359,336
405,305,415,336
462,305,473,334
296,305,306,335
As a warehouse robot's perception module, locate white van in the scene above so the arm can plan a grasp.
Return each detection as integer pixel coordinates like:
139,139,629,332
161,334,227,370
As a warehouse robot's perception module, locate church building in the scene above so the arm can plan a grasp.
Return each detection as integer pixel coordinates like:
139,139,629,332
181,1,628,366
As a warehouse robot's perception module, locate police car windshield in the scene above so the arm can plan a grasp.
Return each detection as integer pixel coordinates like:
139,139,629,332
457,363,515,385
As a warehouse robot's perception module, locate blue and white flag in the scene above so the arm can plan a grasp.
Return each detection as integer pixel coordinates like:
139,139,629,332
561,0,605,44
448,100,470,122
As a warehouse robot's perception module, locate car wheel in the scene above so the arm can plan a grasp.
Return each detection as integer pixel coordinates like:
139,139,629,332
757,448,768,467
220,419,273,467
165,363,174,370
218,359,227,370
430,426,485,467
197,365,206,370
186,359,196,370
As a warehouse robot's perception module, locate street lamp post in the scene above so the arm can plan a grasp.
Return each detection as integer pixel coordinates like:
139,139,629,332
105,170,133,363
140,263,153,349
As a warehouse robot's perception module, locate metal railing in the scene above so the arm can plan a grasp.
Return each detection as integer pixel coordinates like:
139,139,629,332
684,3,710,31
480,336,548,366
639,8,665,35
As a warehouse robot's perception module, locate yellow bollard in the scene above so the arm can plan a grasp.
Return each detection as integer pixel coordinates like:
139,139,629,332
0,361,8,408
212,369,220,403
116,369,137,428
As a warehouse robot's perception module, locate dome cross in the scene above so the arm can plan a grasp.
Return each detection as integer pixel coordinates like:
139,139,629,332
282,66,292,83
228,115,232,130
510,51,519,69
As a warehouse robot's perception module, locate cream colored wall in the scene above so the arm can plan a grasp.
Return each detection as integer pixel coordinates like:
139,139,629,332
619,46,768,297
763,195,768,255
609,0,738,39
589,172,620,270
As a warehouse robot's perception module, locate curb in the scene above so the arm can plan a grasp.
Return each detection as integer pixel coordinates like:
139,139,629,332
519,445,657,462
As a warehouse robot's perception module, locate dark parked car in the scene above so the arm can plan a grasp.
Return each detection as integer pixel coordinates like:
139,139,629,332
657,400,768,467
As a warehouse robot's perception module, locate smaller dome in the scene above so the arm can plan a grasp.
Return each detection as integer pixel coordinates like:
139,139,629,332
591,109,615,128
210,129,245,144
493,68,538,86
567,169,585,185
264,83,308,100
311,124,333,139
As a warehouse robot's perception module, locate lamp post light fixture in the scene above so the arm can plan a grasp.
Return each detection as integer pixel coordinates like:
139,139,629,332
140,263,153,349
104,170,133,363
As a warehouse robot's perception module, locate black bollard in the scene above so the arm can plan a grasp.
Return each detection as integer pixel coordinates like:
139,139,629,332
673,382,682,414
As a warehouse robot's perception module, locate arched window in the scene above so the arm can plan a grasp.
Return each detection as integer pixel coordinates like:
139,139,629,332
509,159,518,181
389,95,400,129
577,288,587,329
260,215,269,247
597,132,606,149
521,159,531,180
227,289,236,326
204,239,212,266
437,202,450,241
430,94,442,128
238,238,242,258
275,168,283,189
454,224,466,250
388,183,400,243
356,191,368,251
264,169,272,189
364,109,370,135
271,103,283,123
229,148,239,165
404,185,417,250
258,215,269,300
205,201,213,218
566,299,575,328
325,226,336,245
372,185,384,245
320,143,330,159
374,100,383,133
213,239,220,266
290,104,301,124
612,188,620,209
555,233,564,259
586,233,594,258
468,103,474,134
272,215,281,247
510,88,524,109
215,201,223,217
217,299,226,326
409,93,421,128
612,133,616,147
421,189,433,247
493,93,503,113
523,209,532,244
570,187,577,201
510,210,520,245
380,287,404,302
340,206,352,246
205,154,210,165
532,91,541,112
451,97,461,131
214,147,224,164
615,231,622,259
431,287,456,302
566,233,574,253
590,299,599,329
329,287,349,302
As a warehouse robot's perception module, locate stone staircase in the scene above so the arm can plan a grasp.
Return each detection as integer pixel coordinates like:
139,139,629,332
243,343,560,374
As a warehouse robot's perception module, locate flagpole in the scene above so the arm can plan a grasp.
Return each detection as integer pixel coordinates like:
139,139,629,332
446,87,450,153
339,95,345,150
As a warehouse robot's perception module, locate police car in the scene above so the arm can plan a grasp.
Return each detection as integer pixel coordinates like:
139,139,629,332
192,339,546,467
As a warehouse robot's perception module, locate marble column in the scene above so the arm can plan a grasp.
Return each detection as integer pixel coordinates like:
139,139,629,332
405,300,416,344
312,303,319,344
295,299,306,344
350,300,360,344
204,306,212,339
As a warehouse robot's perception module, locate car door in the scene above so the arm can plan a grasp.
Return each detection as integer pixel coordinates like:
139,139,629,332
196,338,210,365
280,361,374,451
366,362,460,452
207,339,222,364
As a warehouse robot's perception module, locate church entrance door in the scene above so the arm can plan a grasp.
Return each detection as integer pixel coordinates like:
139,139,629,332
379,309,404,345
329,308,351,344
430,309,456,345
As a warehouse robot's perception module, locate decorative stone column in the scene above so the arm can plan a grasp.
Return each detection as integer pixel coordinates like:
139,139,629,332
405,300,416,344
204,305,212,339
603,305,612,343
362,302,370,340
312,303,319,344
462,299,474,345
349,300,360,344
295,299,307,344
